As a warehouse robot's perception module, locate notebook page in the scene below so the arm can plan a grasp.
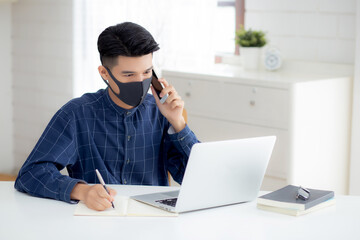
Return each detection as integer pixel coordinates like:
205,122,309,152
74,196,128,216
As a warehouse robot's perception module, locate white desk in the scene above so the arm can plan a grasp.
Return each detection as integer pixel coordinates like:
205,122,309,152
1,182,359,240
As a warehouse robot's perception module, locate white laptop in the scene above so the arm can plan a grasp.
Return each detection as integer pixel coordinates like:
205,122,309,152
131,136,276,213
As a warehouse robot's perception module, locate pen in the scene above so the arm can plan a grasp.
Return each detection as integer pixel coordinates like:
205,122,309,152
95,169,115,209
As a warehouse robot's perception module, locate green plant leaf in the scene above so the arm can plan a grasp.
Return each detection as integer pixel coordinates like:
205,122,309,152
235,25,267,47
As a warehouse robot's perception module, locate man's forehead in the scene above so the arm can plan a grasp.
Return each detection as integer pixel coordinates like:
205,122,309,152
114,54,153,72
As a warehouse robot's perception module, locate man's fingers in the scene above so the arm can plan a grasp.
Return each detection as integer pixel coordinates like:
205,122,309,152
108,188,117,197
154,84,184,110
83,184,116,211
165,90,178,104
153,78,181,105
161,86,175,98
156,79,175,98
92,198,112,211
85,194,112,211
170,99,184,109
158,78,169,88
97,187,113,201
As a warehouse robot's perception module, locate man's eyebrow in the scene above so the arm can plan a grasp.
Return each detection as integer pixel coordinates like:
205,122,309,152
121,66,153,74
121,70,136,74
145,66,153,72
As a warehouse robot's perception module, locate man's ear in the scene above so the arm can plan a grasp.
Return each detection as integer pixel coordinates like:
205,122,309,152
98,65,109,81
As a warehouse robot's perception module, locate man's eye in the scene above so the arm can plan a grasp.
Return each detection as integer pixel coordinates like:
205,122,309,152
124,74,133,77
144,70,151,74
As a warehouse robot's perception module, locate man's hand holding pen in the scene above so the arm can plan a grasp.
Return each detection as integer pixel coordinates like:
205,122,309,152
70,183,117,211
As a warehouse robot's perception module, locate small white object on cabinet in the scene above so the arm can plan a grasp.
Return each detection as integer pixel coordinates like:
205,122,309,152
264,46,282,71
162,63,352,194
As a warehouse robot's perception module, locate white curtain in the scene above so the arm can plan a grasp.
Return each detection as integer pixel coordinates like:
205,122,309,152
73,0,217,97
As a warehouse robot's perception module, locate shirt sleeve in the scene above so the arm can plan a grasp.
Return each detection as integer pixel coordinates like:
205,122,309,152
14,109,85,203
165,124,200,184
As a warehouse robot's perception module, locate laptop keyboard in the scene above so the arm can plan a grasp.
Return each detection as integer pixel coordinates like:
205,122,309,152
156,198,178,207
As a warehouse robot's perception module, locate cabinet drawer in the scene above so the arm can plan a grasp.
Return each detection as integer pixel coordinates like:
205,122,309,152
223,83,289,129
169,77,289,129
169,77,223,117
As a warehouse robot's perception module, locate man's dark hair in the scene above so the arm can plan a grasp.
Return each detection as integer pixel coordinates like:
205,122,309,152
97,22,160,69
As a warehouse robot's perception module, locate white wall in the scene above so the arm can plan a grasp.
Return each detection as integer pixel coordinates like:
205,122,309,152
245,0,356,64
0,2,14,174
12,0,74,171
349,1,360,196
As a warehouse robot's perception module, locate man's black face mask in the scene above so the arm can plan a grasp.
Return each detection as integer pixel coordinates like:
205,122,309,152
102,67,152,107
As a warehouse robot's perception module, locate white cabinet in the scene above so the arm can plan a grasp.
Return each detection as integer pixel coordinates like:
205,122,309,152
163,64,352,194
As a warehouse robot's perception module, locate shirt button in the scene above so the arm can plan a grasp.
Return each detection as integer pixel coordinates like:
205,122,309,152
179,137,185,141
123,179,127,184
127,135,131,141
126,111,131,115
127,159,130,164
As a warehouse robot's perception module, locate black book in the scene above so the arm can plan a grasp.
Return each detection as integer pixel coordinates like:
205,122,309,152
257,185,335,211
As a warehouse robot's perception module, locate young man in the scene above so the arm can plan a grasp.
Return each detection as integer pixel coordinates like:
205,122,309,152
14,22,199,211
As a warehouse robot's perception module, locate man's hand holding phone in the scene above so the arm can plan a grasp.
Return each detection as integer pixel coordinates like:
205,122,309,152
151,70,168,104
150,74,186,133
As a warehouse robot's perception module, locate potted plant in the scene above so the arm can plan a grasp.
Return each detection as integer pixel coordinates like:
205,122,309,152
235,25,267,70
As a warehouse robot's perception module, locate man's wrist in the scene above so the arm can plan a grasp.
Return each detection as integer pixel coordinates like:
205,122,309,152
70,183,89,201
171,118,186,133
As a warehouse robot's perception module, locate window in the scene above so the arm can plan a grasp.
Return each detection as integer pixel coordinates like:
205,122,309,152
215,0,245,56
72,0,217,97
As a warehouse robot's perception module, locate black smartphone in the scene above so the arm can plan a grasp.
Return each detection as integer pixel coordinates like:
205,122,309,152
151,69,168,104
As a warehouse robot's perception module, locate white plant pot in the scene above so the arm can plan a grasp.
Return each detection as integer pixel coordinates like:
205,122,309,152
240,47,261,70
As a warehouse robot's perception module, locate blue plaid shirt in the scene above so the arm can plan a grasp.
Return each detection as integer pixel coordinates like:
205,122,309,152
14,89,199,203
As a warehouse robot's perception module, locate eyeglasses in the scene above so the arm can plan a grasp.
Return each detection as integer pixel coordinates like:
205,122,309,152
296,186,310,201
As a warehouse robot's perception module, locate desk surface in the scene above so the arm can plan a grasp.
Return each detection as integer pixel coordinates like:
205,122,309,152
1,182,359,240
